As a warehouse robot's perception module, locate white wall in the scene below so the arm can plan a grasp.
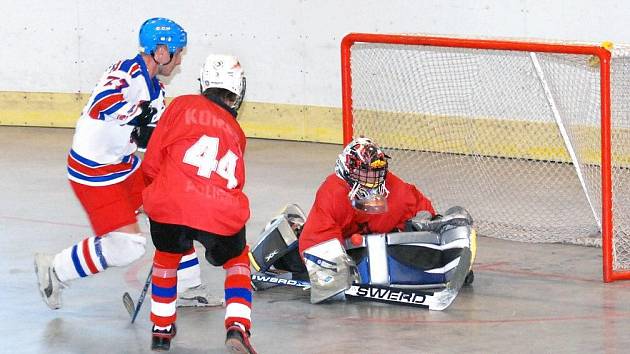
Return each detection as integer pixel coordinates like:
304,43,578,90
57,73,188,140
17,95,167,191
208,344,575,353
3,0,630,107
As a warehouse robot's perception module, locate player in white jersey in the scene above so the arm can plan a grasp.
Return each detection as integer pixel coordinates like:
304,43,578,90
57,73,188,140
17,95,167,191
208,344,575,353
34,18,216,310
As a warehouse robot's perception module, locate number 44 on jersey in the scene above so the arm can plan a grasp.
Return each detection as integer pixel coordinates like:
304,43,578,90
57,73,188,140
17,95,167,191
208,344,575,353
183,135,239,189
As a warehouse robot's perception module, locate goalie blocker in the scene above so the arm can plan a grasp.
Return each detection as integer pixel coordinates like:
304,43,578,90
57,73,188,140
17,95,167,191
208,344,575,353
248,204,308,277
249,205,476,308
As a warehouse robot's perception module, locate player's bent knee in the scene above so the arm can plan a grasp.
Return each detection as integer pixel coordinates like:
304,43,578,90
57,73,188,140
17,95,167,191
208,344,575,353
101,232,147,267
206,243,246,266
204,228,247,266
205,248,232,266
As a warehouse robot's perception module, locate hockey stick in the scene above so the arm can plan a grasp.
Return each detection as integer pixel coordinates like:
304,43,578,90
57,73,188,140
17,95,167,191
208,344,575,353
251,271,440,309
251,271,311,290
122,266,153,323
251,248,471,311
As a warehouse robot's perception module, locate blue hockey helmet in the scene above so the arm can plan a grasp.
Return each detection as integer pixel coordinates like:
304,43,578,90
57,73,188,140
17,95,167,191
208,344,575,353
139,17,187,54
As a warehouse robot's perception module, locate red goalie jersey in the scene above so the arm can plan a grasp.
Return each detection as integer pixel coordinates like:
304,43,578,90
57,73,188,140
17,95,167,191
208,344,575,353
298,172,436,254
142,94,249,236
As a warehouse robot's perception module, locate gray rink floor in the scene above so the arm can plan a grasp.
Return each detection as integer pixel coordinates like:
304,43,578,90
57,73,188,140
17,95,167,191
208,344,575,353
3,126,630,354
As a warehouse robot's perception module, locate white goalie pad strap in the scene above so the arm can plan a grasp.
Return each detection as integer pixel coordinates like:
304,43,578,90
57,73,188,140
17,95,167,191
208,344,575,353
303,238,354,304
365,234,389,286
425,256,461,274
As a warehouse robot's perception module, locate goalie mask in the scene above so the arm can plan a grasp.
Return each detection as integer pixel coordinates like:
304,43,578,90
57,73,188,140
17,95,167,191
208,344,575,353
335,137,390,214
200,54,246,110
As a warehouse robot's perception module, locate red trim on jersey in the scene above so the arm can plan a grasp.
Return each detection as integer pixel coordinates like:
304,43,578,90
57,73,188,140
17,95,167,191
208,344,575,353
88,93,124,119
130,63,141,76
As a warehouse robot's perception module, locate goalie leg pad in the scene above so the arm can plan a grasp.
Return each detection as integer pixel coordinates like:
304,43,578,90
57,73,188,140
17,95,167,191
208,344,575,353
388,226,474,286
303,239,355,304
348,223,476,288
250,211,304,273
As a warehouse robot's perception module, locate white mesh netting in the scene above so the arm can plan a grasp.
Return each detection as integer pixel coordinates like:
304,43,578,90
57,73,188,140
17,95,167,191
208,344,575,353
347,40,630,272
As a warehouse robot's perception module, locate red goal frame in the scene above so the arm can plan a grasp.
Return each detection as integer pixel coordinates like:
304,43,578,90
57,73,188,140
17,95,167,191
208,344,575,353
340,33,624,282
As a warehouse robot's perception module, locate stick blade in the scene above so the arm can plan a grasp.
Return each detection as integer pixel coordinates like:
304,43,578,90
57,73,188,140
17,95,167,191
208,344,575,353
122,292,135,318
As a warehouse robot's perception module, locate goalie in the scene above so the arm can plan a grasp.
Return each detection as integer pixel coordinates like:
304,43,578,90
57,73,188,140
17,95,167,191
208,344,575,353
249,137,475,308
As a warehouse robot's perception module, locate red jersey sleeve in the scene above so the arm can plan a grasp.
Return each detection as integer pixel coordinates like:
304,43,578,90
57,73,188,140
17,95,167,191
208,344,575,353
298,176,353,254
389,174,436,230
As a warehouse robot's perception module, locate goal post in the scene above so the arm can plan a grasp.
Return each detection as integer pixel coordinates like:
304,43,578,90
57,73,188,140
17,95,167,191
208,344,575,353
340,33,630,282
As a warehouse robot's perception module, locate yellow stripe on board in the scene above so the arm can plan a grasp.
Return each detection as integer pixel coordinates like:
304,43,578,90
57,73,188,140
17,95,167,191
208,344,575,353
0,91,344,144
354,110,630,166
238,102,342,143
0,91,89,127
4,91,630,165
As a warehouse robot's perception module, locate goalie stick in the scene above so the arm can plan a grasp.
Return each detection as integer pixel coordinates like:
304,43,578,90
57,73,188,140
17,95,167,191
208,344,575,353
122,266,152,323
251,247,472,311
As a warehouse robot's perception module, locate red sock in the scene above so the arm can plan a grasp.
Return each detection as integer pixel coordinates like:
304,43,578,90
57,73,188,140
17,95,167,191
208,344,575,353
150,250,182,327
224,246,252,330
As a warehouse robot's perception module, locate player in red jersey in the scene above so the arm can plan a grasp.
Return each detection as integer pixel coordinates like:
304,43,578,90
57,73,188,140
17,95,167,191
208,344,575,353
250,138,475,306
297,137,438,302
298,137,436,254
142,54,256,353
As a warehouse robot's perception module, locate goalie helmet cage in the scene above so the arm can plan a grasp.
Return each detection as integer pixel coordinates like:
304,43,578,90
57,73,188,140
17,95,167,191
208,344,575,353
340,33,630,282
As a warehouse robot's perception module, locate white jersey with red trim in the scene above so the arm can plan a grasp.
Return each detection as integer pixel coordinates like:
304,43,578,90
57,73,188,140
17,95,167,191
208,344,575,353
68,54,166,186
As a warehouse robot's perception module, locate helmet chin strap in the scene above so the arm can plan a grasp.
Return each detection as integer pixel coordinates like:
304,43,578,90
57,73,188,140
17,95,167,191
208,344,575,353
152,51,174,66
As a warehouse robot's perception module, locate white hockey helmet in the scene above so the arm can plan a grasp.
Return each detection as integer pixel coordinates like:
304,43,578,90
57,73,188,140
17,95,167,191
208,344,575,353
200,54,245,98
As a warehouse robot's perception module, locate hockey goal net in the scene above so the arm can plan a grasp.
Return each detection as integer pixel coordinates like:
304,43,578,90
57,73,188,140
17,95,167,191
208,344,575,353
341,33,630,282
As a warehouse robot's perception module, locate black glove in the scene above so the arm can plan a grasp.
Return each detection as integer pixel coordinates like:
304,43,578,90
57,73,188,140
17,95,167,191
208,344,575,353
127,101,158,127
131,124,155,151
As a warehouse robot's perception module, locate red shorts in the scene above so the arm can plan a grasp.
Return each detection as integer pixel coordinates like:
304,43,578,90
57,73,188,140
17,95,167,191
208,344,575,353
70,169,145,236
